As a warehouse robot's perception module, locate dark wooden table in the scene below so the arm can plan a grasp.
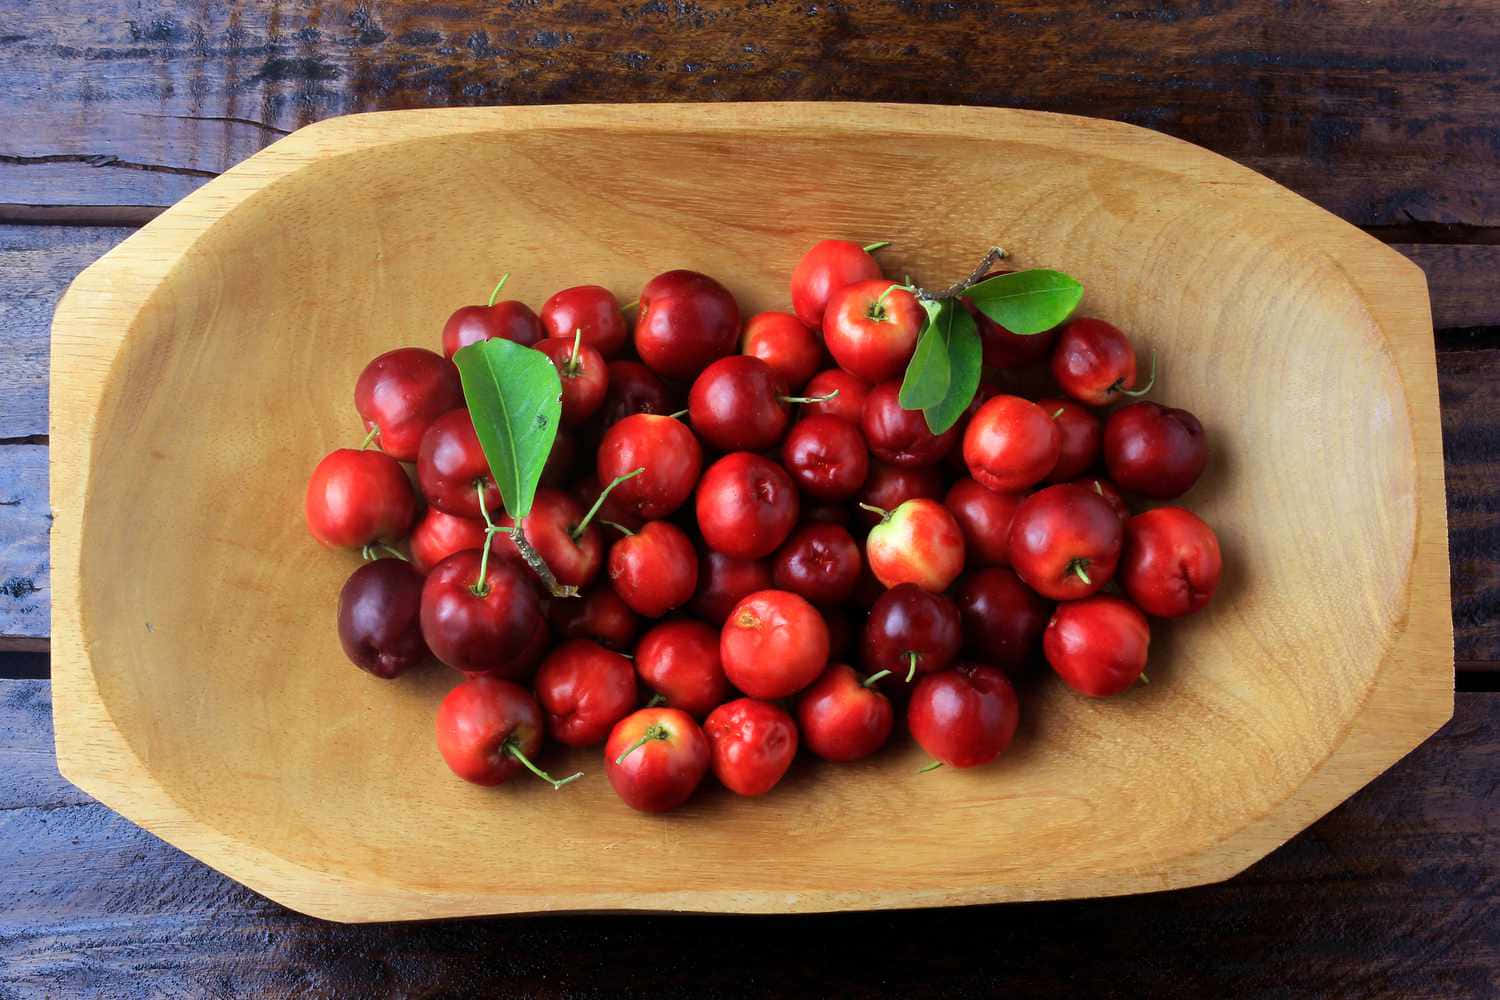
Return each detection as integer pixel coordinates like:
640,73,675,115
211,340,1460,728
2,3,1497,996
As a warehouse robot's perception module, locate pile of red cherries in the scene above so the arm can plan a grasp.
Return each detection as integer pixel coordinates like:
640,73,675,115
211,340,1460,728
305,240,1223,812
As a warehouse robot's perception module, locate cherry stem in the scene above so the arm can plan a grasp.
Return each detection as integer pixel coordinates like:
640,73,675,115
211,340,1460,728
874,283,899,308
614,723,669,765
858,502,892,524
572,467,644,540
862,240,892,253
667,408,689,420
1052,407,1065,419
1069,559,1092,586
1138,672,1151,686
486,273,511,308
781,388,839,406
619,300,639,313
359,425,381,450
918,247,1009,302
360,542,408,563
1092,480,1106,496
1117,349,1158,397
566,329,584,373
505,738,582,790
906,651,919,683
472,481,499,596
646,692,668,708
862,669,892,688
510,523,579,598
600,519,634,537
918,760,944,774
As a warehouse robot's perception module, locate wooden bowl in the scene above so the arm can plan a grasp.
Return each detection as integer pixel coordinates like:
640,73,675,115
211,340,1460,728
50,104,1452,922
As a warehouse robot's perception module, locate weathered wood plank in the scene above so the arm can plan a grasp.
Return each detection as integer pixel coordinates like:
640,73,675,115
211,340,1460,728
1,0,1497,227
0,678,1493,998
1400,245,1500,331
0,447,47,652
1440,347,1500,666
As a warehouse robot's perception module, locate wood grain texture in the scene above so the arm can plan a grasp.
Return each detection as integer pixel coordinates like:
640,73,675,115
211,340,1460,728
46,104,1451,919
1441,347,1500,666
0,446,47,652
2,679,1496,998
2,0,1498,227
1400,245,1500,331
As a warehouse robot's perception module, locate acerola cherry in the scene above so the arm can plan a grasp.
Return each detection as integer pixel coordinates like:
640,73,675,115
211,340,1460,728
721,589,830,698
797,664,895,762
695,452,800,560
781,414,870,501
1008,484,1123,600
435,676,581,788
599,360,673,427
963,395,1061,493
420,552,548,678
857,461,944,528
863,498,966,593
548,585,639,650
540,284,628,359
442,277,544,359
801,368,868,424
536,334,608,426
538,427,578,489
417,408,500,519
1103,402,1208,499
772,522,862,606
861,583,962,682
607,520,698,617
743,311,822,391
605,707,711,812
961,297,1057,369
571,472,644,534
1072,476,1130,524
1050,317,1153,406
861,380,961,468
634,619,729,718
354,348,465,461
1044,596,1150,697
597,413,703,520
823,279,924,383
953,567,1050,671
943,477,1022,567
533,639,638,747
908,665,1021,769
634,270,740,380
410,506,490,574
703,698,799,796
1039,397,1102,483
791,239,884,328
337,558,429,678
690,551,775,625
1120,507,1222,617
306,448,417,549
500,487,603,589
688,355,802,452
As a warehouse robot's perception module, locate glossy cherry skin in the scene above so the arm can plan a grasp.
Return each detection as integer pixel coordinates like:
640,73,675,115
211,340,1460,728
599,360,673,427
953,567,1051,671
435,676,547,785
961,297,1058,369
604,707,711,813
634,270,741,380
791,239,884,328
337,558,430,678
688,355,791,452
535,337,608,426
306,448,417,549
690,551,775,625
857,461,944,528
703,698,799,796
354,348,465,461
861,380,961,468
597,413,703,520
801,368,868,425
1120,507,1222,617
963,395,1061,493
861,583,962,680
533,639,638,748
772,522,862,606
781,415,869,502
1103,402,1208,499
500,488,602,589
540,284,628,359
823,279,924,383
865,498,966,593
634,619,729,718
1039,397,1102,483
908,664,1021,768
721,589,830,698
797,664,894,762
943,477,1022,568
548,585,639,650
417,409,500,519
420,552,548,678
1044,596,1150,697
743,311,822,391
1008,484,1123,600
442,300,543,359
695,452,800,560
1050,317,1142,406
1072,476,1130,524
410,507,490,574
607,521,699,618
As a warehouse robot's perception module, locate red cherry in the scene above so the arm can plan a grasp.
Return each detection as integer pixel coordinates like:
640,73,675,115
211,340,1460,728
337,558,430,679
781,415,870,502
607,520,699,618
548,585,639,650
953,567,1050,671
863,498,966,593
538,426,579,489
688,355,793,452
536,336,608,426
1102,401,1208,499
1044,596,1150,697
720,589,830,698
1050,317,1151,406
960,297,1058,369
420,552,547,678
797,664,895,762
599,360,673,427
1007,484,1123,600
1071,476,1130,523
540,284,628,359
410,507,489,574
908,664,1021,768
772,522,862,606
690,551,775,625
856,461,944,528
743,311,822,391
416,408,500,519
500,487,602,589
436,677,578,787
1038,397,1102,483
634,270,740,380
943,477,1022,567
306,448,416,549
962,395,1061,493
791,239,884,328
695,452,800,560
1120,507,1222,617
861,583,962,682
861,380,960,468
703,698,799,796
533,639,638,748
597,413,703,520
354,348,465,460
442,280,544,359
570,472,645,534
823,279,923,383
634,619,729,718
801,368,868,425
605,707,711,812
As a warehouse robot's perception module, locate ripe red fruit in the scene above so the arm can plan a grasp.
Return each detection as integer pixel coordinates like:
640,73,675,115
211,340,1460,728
690,551,775,625
772,522,863,606
605,707,711,812
436,677,577,787
963,395,1061,493
536,336,608,426
961,297,1057,369
499,488,603,589
540,284,628,359
607,520,698,617
823,279,923,383
634,619,729,718
548,586,639,650
1072,476,1130,523
695,452,800,559
1007,483,1123,600
419,553,548,678
533,639,638,748
861,380,960,468
442,291,544,359
743,311,822,391
539,427,578,489
688,355,793,452
410,507,489,574
1051,317,1149,406
306,448,417,549
721,589,830,698
801,368,868,425
797,664,894,762
634,270,741,380
703,698,799,796
1044,596,1151,697
1038,397,1102,483
861,583,962,682
790,239,884,328
857,461,944,527
337,558,429,679
907,665,1021,768
597,413,703,520
953,567,1050,671
863,498,966,593
417,408,500,519
1103,401,1208,499
781,415,870,501
354,348,465,461
1120,507,1222,617
599,360,672,427
943,477,1022,567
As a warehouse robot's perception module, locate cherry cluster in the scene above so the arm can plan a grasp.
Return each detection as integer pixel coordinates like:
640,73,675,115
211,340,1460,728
304,240,1223,812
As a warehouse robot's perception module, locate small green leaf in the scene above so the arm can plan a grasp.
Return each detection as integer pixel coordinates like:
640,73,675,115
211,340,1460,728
898,299,953,410
964,268,1083,335
921,307,982,434
453,339,562,521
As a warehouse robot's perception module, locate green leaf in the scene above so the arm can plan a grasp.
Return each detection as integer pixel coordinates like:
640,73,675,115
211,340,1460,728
964,268,1083,335
921,307,982,434
898,298,953,410
452,339,562,521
